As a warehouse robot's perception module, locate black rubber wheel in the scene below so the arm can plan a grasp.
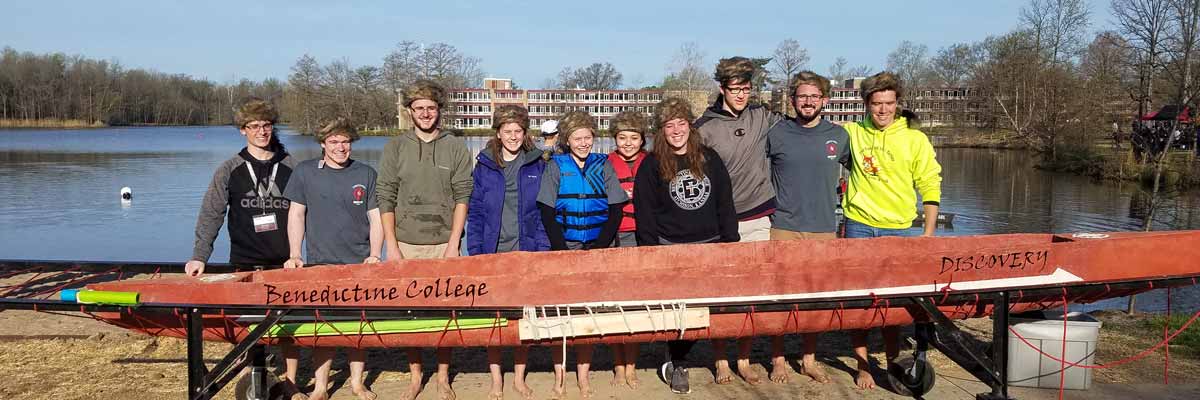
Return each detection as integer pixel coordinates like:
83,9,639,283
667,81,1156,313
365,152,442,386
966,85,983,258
887,354,936,398
233,369,277,400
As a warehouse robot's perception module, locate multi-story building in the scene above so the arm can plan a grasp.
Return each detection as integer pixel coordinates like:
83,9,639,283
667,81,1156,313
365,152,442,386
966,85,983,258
397,78,708,132
820,78,980,127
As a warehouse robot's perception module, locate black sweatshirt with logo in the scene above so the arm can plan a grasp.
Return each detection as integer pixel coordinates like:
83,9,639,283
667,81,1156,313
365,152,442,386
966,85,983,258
191,148,297,266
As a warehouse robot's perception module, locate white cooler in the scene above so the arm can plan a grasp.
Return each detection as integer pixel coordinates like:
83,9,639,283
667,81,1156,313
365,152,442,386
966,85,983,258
1006,311,1102,390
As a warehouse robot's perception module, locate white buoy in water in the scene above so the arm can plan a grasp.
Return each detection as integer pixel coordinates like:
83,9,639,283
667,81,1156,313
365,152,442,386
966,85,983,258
120,187,133,202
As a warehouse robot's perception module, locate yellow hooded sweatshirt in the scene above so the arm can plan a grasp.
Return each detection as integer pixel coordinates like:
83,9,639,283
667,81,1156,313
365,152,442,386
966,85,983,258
842,116,942,229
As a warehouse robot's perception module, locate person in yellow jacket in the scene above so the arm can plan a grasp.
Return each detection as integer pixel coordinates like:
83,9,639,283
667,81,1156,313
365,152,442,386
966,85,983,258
842,71,942,390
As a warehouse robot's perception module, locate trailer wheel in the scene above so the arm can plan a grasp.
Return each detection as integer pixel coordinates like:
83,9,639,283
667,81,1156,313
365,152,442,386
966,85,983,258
234,369,277,400
887,354,936,397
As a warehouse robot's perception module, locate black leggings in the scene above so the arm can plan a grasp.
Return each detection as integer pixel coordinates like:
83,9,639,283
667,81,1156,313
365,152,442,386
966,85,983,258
668,340,696,366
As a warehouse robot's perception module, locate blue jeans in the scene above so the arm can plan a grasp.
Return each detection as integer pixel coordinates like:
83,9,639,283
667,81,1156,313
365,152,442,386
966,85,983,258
843,218,915,238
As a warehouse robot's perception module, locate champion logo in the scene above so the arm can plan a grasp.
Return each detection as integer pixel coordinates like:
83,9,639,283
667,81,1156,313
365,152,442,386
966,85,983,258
733,128,746,137
352,184,366,205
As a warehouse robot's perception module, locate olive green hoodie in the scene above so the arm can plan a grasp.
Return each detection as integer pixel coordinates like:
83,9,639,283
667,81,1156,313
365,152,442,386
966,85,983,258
376,130,474,245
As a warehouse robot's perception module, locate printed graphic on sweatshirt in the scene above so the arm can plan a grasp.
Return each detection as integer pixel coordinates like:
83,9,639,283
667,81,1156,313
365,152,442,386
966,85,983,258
241,179,289,209
352,184,366,205
825,140,839,160
668,169,711,210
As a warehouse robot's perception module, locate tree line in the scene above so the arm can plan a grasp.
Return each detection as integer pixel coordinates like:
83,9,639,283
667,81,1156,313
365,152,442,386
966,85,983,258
0,47,283,126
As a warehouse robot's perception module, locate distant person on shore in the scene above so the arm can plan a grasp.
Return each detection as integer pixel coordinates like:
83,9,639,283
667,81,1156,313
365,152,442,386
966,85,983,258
764,71,849,385
282,118,382,400
606,110,651,389
693,56,782,385
539,119,561,156
183,98,305,398
536,110,628,398
376,79,474,400
465,104,549,400
638,97,739,395
842,71,942,389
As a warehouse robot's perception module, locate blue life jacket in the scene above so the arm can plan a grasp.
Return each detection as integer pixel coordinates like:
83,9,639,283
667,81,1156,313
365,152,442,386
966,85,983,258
553,153,609,243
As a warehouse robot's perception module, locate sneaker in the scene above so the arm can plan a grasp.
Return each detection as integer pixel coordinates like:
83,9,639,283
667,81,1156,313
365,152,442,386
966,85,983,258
659,361,674,384
670,365,690,394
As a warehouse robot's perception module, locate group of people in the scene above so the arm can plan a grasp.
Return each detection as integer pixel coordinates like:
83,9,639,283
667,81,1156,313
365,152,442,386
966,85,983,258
183,56,942,400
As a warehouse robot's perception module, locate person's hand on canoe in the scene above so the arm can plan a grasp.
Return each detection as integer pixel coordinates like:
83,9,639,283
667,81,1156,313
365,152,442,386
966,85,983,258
283,257,304,269
185,260,205,277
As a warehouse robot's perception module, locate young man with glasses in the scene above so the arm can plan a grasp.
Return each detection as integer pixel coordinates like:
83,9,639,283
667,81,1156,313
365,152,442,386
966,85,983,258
688,57,783,386
376,79,474,400
764,71,849,385
184,98,306,398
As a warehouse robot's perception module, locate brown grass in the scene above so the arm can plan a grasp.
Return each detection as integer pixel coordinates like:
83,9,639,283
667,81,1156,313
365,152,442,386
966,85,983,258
0,119,106,129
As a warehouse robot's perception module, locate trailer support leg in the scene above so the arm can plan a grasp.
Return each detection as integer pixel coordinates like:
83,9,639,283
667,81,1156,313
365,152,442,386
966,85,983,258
910,295,1015,400
187,308,209,400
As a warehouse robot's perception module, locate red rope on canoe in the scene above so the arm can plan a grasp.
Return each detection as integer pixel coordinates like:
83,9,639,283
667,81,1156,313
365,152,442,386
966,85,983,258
1164,287,1171,385
1059,288,1068,400
450,310,467,346
0,266,40,281
826,302,845,331
786,304,801,334
1008,307,1200,370
487,311,503,347
937,275,955,304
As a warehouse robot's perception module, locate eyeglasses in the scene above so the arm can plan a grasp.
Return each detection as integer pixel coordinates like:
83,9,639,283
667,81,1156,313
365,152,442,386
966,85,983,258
410,106,438,114
723,86,753,95
792,94,824,102
244,123,273,131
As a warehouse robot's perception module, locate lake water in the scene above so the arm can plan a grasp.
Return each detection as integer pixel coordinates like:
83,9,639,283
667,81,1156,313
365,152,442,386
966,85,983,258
0,126,1195,312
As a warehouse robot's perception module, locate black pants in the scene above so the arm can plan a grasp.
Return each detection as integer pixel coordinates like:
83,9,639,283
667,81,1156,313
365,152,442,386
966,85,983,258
667,340,695,367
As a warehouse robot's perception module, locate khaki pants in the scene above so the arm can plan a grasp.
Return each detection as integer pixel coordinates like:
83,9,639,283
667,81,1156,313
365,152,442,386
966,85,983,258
769,229,837,241
397,241,448,260
737,215,772,242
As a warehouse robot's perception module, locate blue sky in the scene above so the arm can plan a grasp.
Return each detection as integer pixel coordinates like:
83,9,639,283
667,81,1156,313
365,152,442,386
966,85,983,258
4,0,1113,88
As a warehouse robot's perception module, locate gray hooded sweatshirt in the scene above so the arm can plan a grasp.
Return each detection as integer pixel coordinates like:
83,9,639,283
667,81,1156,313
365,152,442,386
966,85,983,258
376,130,474,245
694,96,783,218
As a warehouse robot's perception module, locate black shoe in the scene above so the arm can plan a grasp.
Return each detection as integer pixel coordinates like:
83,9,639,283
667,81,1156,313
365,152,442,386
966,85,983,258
660,361,673,384
670,365,690,394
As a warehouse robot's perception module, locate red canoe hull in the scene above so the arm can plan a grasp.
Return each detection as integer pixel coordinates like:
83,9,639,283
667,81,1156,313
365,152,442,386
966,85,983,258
87,231,1200,347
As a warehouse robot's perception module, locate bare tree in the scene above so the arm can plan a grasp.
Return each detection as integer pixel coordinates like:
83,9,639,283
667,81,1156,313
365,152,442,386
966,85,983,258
560,62,623,90
770,39,809,88
1020,0,1091,64
828,57,850,83
1112,0,1172,117
663,42,714,91
847,64,875,78
1145,0,1200,231
1081,31,1133,125
886,40,930,88
929,43,977,86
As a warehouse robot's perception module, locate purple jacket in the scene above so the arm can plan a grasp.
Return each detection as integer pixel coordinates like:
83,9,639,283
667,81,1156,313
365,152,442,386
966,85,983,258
466,150,550,254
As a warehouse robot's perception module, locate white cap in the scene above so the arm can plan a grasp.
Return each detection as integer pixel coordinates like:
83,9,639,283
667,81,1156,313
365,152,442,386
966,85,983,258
540,120,559,135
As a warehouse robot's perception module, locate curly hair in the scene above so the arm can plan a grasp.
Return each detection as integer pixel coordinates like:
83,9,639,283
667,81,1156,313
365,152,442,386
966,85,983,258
316,117,360,143
860,71,904,102
488,105,534,167
403,79,447,108
714,57,756,87
234,97,279,128
609,110,649,136
556,110,596,152
491,104,530,131
789,70,831,98
652,97,706,182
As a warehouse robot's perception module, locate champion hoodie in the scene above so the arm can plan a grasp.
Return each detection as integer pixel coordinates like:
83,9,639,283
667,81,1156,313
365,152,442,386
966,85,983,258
694,96,783,218
376,130,474,245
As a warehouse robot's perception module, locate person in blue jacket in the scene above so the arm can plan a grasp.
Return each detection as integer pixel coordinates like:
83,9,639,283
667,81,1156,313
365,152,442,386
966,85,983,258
466,104,549,399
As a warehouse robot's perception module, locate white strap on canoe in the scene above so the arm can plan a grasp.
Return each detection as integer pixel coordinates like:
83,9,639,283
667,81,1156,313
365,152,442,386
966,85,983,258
584,305,603,337
618,305,634,334
645,305,657,332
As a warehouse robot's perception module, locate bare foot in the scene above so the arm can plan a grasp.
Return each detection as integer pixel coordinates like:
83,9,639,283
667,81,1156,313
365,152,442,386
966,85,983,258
769,357,791,384
513,380,534,400
400,374,422,400
488,381,504,400
737,359,762,385
307,390,329,400
349,384,378,400
855,368,876,390
625,368,640,389
800,360,831,384
437,380,456,400
714,359,734,384
550,386,567,400
611,365,627,386
579,374,594,398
